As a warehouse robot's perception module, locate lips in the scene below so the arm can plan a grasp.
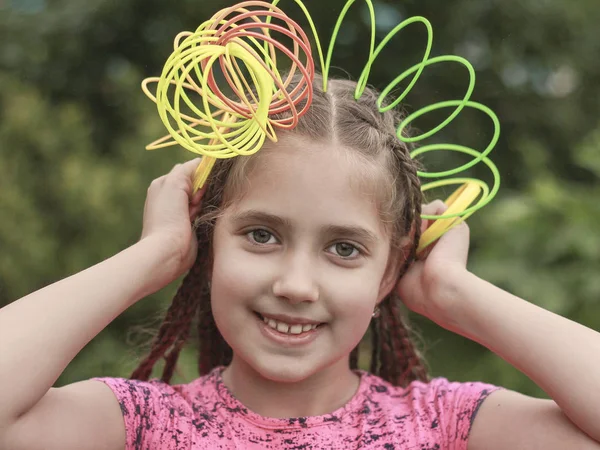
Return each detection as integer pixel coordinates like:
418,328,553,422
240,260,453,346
255,312,325,347
254,312,325,336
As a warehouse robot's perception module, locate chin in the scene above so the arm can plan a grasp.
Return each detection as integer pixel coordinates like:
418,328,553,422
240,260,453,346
247,354,325,384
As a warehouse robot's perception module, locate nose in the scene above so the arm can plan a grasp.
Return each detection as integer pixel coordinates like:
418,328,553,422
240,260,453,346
272,251,319,304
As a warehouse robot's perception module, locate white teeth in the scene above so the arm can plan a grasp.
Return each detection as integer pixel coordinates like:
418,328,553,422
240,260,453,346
289,324,303,334
261,315,320,335
276,322,290,333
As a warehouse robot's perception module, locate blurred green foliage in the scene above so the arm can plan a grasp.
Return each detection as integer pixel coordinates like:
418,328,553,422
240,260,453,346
1,0,599,398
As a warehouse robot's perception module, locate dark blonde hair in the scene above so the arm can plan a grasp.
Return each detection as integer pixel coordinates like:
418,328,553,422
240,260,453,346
132,73,429,387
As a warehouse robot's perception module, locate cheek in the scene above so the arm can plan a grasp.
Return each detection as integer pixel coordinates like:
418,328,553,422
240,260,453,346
325,254,391,336
210,231,278,325
325,268,382,324
332,253,389,301
211,227,246,332
211,244,275,300
209,241,270,352
320,275,378,357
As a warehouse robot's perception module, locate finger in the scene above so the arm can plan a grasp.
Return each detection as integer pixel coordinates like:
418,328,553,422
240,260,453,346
165,159,201,181
422,200,447,217
176,157,202,179
189,204,203,221
189,184,208,220
165,159,202,195
147,175,167,194
151,174,167,185
420,200,448,235
189,184,208,205
416,241,434,260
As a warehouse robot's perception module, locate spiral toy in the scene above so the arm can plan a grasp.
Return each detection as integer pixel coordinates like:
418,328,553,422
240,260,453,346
142,1,315,191
142,0,501,251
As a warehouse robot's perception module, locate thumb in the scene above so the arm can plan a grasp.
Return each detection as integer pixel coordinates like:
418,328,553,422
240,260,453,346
420,200,448,235
181,157,203,179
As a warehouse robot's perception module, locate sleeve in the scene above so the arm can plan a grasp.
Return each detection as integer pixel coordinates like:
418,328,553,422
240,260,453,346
92,377,184,450
427,377,501,450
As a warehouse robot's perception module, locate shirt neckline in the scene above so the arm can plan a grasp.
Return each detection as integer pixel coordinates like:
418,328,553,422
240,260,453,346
209,366,372,430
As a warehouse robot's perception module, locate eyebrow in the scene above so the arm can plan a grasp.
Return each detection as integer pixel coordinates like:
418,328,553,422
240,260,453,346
230,210,292,229
324,224,379,246
229,209,379,246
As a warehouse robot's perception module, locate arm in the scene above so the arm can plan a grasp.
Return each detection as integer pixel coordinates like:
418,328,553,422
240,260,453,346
0,160,204,449
0,237,175,424
441,268,600,446
398,202,600,449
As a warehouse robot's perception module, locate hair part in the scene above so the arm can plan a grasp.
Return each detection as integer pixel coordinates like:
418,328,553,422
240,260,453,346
131,73,429,386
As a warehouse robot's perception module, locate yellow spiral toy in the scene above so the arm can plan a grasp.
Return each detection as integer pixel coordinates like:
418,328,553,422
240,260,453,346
142,1,315,191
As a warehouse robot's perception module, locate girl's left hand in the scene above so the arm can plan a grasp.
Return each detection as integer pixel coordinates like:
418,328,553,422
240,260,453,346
396,200,471,328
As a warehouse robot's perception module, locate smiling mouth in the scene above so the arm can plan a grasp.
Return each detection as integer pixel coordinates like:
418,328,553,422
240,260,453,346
254,312,325,335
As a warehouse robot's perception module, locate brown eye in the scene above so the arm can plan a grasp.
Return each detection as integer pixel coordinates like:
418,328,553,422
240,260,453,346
250,229,274,244
334,242,358,258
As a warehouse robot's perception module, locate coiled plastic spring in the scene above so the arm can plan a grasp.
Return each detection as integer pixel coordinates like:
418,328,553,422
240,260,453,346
143,0,500,250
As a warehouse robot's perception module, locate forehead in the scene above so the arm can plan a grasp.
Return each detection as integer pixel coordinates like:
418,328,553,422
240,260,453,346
225,137,387,234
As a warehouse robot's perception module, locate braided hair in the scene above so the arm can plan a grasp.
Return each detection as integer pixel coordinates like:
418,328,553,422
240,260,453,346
131,73,429,387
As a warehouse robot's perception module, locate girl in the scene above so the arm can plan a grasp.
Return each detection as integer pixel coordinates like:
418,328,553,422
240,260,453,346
1,75,600,450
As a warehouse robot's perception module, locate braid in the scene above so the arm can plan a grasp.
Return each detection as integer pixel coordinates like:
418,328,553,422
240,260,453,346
369,294,428,386
130,260,203,381
193,160,235,375
399,152,424,273
131,158,234,383
196,286,232,374
389,294,429,381
363,132,429,387
369,317,380,374
376,300,395,382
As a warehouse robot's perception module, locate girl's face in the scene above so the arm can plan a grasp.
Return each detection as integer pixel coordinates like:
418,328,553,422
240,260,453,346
211,138,397,383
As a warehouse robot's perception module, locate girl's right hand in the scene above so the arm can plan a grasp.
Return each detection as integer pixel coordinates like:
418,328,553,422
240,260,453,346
140,158,206,282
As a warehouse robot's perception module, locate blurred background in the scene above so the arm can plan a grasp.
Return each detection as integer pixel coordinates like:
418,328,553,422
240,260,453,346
1,0,599,398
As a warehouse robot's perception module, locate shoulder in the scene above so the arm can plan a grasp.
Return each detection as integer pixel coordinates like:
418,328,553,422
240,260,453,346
3,379,125,450
469,389,600,450
94,376,189,404
94,368,221,409
358,373,500,449
363,372,499,412
92,370,221,450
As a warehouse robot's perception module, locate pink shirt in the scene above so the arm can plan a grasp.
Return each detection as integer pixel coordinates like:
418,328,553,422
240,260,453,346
94,367,499,449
